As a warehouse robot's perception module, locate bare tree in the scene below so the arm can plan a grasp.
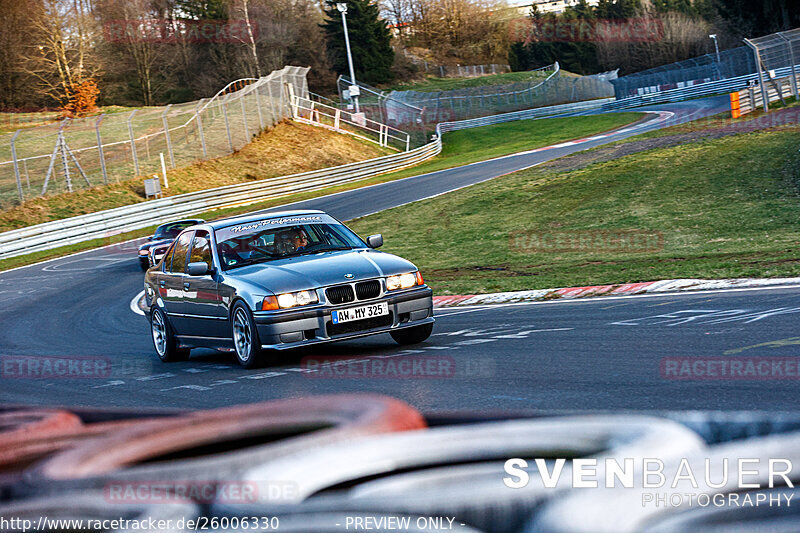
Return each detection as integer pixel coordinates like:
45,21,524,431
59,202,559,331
0,0,42,108
22,0,102,107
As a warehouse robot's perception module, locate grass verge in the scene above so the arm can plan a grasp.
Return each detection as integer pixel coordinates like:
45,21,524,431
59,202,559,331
348,129,800,294
0,113,643,272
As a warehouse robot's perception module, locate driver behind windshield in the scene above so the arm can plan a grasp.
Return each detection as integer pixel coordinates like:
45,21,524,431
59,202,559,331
278,228,309,254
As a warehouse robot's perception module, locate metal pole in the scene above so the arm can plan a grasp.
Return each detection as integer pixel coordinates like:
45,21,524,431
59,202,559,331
10,130,24,202
240,93,250,139
161,105,175,168
745,39,769,112
254,83,265,131
127,110,140,176
95,115,108,185
221,97,234,153
160,152,168,188
266,77,278,126
339,4,360,114
194,100,208,159
59,132,72,193
778,33,799,100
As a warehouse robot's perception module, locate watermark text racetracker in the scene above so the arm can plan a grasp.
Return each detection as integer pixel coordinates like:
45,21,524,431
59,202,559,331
509,18,664,44
662,357,800,381
509,229,664,255
301,355,495,379
503,457,795,509
1,355,160,379
103,19,258,44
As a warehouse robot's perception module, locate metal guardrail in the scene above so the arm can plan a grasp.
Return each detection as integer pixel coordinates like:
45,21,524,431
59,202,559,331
436,98,614,135
0,140,442,259
290,95,412,152
603,65,799,110
732,72,800,117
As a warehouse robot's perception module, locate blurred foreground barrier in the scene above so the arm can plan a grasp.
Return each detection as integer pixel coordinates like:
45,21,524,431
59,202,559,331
18,395,425,497
210,416,704,533
4,398,800,532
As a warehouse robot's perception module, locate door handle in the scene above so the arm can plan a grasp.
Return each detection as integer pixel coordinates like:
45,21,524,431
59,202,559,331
183,282,190,290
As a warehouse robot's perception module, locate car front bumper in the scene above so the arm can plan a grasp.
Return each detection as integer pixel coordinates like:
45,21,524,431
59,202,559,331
252,286,434,350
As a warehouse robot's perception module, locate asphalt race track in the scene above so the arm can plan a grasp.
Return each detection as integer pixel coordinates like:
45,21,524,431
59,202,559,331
7,94,793,412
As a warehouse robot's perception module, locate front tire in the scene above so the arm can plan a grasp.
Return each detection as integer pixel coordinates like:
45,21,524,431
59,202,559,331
232,302,266,369
151,307,190,362
390,322,433,346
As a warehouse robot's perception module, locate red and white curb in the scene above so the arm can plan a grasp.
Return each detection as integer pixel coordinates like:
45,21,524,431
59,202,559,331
432,277,800,308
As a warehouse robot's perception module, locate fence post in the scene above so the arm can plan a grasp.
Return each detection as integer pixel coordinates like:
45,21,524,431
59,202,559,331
221,97,234,153
127,110,140,176
10,130,24,202
286,83,297,118
254,83,265,131
745,39,769,112
194,100,208,159
334,108,341,130
95,115,108,185
240,93,250,140
778,33,798,99
161,104,175,168
267,77,278,126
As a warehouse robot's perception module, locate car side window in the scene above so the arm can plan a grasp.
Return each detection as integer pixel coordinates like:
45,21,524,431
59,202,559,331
189,231,212,268
169,231,193,273
160,242,176,272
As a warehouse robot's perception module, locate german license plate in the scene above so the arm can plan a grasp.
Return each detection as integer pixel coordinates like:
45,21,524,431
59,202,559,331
332,302,388,324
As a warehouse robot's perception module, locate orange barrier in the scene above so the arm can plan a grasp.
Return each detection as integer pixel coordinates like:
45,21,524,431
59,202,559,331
730,91,741,119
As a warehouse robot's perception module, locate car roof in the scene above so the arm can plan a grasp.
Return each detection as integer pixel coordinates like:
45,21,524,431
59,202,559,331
156,219,205,230
205,210,328,230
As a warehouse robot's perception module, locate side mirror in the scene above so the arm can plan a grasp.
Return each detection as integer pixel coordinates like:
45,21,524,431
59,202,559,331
366,234,383,249
147,236,153,241
186,262,210,276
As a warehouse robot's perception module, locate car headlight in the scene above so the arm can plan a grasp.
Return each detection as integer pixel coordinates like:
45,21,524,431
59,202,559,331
270,290,319,309
138,249,149,256
386,271,423,291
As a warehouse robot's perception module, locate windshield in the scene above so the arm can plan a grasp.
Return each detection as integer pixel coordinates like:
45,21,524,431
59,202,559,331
215,219,366,270
153,221,200,240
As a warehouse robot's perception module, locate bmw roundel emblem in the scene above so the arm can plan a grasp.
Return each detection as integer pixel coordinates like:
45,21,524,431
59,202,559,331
344,273,354,279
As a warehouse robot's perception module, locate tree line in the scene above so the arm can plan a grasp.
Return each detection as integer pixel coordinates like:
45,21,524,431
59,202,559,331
0,0,797,112
507,0,800,75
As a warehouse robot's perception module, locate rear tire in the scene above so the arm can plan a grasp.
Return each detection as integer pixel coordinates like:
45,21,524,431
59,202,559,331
150,307,190,362
232,302,266,369
390,322,433,346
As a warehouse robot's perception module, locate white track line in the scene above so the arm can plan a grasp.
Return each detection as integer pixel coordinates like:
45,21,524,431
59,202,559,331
130,290,145,316
0,236,146,276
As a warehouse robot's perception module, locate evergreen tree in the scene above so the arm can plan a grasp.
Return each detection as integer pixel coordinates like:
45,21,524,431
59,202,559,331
322,0,394,85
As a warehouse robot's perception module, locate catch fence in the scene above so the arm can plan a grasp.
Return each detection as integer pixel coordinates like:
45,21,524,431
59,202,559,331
0,66,310,207
336,63,615,132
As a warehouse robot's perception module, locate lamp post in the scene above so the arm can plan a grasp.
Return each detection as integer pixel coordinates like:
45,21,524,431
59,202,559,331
337,2,360,114
709,34,721,63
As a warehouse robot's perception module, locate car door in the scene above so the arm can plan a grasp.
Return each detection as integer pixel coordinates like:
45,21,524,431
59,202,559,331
181,230,227,339
161,230,193,334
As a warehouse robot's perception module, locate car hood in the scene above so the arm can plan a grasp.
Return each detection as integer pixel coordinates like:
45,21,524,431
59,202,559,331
223,249,417,294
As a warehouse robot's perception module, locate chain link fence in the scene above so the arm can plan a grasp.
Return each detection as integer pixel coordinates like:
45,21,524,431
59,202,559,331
746,28,800,111
0,66,310,208
610,46,757,100
335,63,615,145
